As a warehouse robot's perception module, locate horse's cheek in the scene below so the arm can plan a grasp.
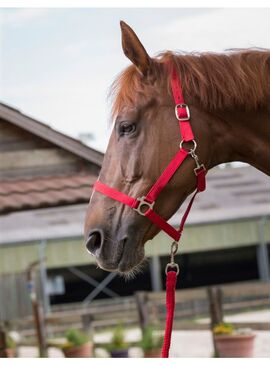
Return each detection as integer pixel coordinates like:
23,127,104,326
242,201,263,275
120,144,143,181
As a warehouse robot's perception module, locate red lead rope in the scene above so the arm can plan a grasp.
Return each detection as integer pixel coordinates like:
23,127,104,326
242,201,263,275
161,271,177,358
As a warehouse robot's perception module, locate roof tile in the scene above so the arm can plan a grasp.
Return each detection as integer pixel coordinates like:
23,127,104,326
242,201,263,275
0,174,95,214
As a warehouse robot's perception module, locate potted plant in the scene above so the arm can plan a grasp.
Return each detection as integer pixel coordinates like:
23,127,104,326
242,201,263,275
62,329,93,358
140,325,163,358
108,325,129,358
213,323,256,358
5,335,16,358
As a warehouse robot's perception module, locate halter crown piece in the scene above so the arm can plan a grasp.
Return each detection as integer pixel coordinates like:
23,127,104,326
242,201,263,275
93,65,207,357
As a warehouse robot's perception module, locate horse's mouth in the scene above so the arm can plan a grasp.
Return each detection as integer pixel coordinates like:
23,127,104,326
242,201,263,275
96,242,145,274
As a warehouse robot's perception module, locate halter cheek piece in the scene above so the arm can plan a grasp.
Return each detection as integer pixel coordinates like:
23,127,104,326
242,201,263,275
94,66,207,246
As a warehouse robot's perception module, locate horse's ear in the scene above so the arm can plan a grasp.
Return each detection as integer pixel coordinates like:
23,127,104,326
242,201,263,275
120,21,152,77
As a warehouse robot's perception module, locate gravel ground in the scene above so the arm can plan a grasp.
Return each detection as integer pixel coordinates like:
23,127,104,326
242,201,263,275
18,309,270,358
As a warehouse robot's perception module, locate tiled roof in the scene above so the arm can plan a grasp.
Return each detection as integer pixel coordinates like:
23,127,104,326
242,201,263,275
0,174,95,214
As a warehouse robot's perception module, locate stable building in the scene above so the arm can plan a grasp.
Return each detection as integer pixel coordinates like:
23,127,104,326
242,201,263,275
0,102,270,309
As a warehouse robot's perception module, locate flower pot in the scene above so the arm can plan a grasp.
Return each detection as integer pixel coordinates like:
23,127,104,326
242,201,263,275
5,348,15,358
214,334,256,358
144,348,161,358
110,349,129,358
63,342,93,358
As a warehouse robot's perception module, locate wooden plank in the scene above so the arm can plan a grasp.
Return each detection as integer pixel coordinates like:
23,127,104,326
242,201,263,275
224,298,270,311
0,140,50,152
52,296,135,312
0,163,86,180
49,304,137,320
0,273,32,321
0,121,31,142
0,148,78,171
222,282,270,298
0,106,103,166
146,287,207,302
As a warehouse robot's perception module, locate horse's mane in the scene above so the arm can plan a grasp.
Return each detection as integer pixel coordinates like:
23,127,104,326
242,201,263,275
110,48,270,118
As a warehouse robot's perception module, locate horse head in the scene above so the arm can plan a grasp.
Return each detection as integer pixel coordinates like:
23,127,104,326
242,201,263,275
84,21,216,274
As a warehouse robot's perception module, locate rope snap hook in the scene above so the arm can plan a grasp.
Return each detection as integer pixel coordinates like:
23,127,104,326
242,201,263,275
165,241,180,275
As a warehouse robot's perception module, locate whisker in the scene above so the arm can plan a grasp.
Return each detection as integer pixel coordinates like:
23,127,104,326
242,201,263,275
118,257,148,282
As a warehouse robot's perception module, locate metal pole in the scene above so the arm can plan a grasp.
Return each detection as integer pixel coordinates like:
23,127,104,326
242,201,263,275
39,240,50,314
150,256,162,291
257,217,270,282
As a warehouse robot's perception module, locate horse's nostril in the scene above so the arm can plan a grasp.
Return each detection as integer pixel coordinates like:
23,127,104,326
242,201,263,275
86,231,103,257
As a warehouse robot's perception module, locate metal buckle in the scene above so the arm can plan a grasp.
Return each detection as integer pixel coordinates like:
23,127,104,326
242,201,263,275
179,139,197,154
175,103,190,121
134,196,154,216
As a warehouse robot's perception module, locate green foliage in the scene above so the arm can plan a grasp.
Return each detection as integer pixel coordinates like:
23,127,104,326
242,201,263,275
6,336,16,349
64,329,89,348
213,323,235,335
107,325,129,351
140,325,163,351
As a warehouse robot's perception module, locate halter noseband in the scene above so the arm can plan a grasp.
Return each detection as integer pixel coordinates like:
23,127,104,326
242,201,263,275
93,66,206,244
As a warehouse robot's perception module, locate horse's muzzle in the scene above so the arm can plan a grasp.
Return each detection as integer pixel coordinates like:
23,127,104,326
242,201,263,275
85,228,144,273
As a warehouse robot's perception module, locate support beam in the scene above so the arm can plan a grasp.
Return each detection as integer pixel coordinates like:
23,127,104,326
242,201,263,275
39,240,50,315
68,267,118,298
150,256,162,292
257,217,270,282
83,272,117,304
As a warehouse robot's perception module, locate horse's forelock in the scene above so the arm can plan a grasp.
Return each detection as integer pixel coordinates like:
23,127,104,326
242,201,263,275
109,65,147,121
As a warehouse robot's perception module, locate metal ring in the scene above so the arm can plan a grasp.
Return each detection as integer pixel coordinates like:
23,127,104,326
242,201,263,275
165,263,180,275
179,139,197,153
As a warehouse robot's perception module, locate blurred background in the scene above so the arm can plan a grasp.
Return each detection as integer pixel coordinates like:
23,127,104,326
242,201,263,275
0,7,270,358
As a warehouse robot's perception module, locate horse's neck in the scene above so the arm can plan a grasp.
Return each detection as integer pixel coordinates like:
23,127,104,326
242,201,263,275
210,108,270,176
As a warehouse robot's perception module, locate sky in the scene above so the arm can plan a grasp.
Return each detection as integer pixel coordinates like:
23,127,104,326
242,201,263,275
1,8,270,152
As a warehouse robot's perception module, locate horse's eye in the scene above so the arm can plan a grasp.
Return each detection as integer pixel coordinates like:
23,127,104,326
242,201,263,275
119,122,136,136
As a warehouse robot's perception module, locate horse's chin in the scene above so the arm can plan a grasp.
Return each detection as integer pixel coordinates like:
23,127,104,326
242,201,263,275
96,246,146,277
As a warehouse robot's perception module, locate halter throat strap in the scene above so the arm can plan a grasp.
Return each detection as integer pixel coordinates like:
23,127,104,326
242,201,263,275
94,66,206,242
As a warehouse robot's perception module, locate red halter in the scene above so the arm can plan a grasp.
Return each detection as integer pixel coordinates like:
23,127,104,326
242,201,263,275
93,65,207,358
94,66,206,242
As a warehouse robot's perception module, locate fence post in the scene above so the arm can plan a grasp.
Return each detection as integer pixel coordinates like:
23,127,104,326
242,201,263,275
81,314,94,335
26,262,48,358
207,286,224,357
135,292,149,333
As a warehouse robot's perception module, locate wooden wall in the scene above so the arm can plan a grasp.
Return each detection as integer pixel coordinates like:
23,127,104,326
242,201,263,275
0,272,32,321
0,120,99,180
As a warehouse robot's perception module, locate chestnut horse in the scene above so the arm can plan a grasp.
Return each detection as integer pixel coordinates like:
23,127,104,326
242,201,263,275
84,21,270,274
